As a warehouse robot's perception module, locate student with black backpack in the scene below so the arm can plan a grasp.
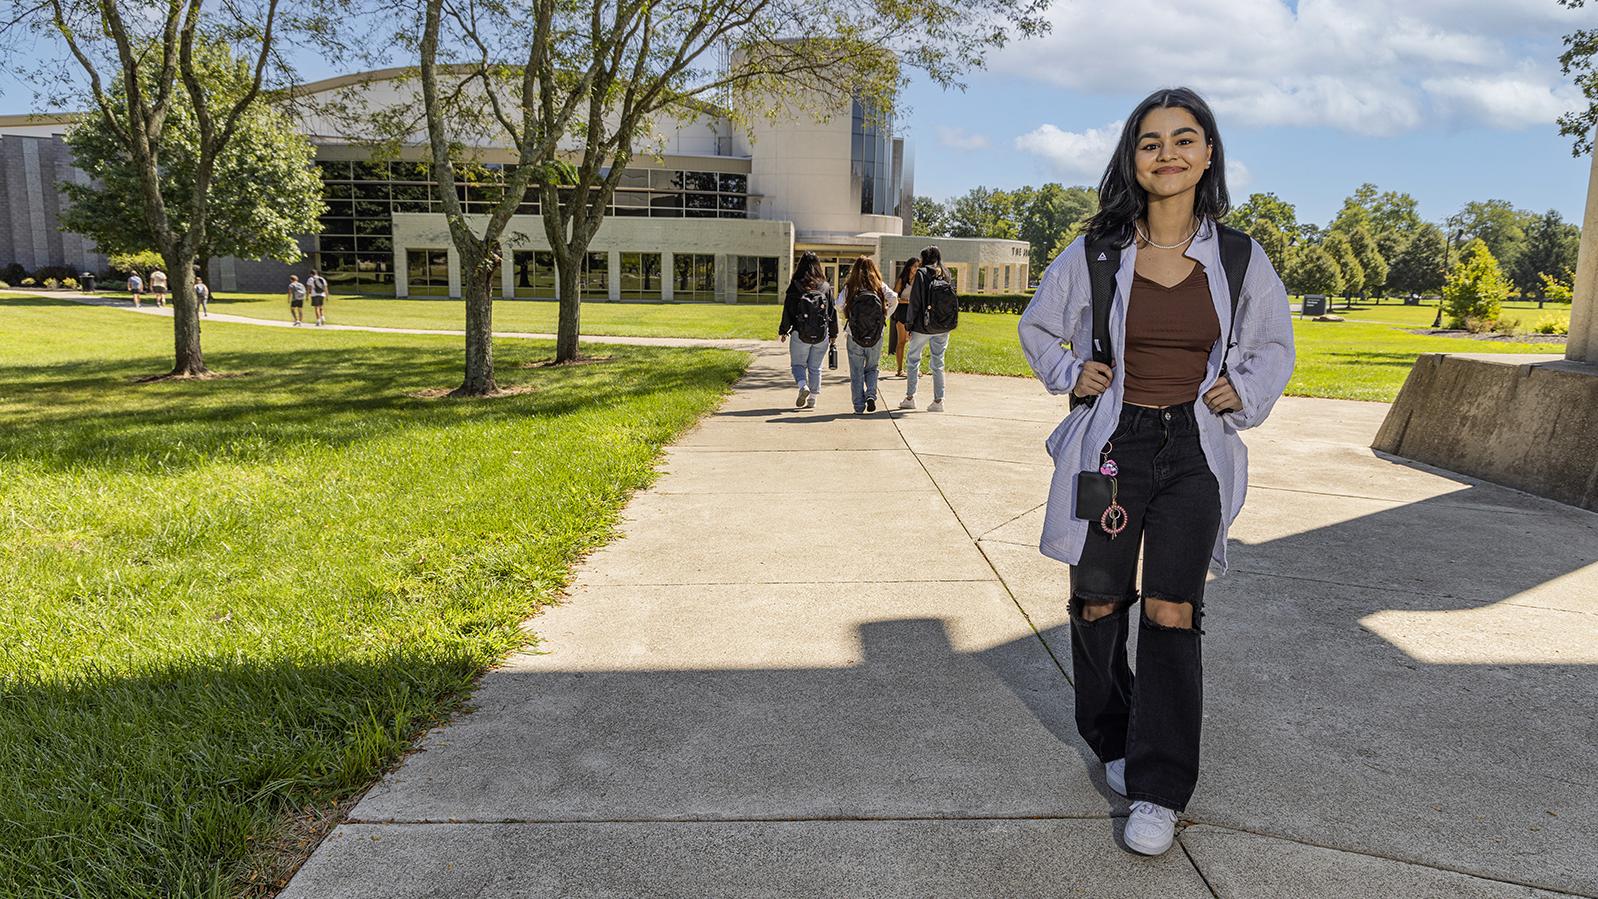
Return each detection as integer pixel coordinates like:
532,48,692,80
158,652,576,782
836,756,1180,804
835,256,897,414
778,251,838,409
1018,88,1295,858
898,245,959,412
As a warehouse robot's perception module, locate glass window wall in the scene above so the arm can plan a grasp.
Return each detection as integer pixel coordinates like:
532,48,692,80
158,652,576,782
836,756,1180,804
736,256,779,303
673,253,715,302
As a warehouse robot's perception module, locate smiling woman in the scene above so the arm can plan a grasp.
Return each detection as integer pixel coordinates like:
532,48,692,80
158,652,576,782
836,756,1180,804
1019,86,1297,859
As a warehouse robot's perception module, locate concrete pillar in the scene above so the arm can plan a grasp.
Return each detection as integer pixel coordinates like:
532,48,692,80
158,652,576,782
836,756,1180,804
447,248,462,299
396,246,410,298
500,240,515,298
662,251,675,302
1570,136,1598,363
608,250,621,302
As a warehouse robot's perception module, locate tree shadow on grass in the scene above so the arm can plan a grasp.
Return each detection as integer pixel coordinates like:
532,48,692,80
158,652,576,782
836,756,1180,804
0,342,747,475
1318,350,1431,369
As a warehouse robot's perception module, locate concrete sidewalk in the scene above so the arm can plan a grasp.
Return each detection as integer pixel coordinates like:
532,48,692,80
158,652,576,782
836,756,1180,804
284,348,1598,897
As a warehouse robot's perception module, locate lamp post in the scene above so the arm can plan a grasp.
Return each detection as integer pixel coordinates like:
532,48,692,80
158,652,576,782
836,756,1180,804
1433,227,1463,329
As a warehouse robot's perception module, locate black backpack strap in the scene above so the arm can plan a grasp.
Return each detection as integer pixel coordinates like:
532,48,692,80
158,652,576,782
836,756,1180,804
1216,224,1252,376
1076,237,1121,408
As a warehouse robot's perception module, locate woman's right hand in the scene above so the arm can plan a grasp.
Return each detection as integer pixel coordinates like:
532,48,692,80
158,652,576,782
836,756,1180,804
1072,361,1113,399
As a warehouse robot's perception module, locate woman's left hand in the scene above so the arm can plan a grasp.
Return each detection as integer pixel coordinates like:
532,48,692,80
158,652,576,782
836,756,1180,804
1203,376,1241,415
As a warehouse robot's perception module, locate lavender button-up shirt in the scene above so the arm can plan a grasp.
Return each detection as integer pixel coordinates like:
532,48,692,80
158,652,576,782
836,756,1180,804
1018,220,1296,573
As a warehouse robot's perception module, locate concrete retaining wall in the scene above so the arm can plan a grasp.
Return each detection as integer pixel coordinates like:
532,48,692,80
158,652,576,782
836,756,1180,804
1373,353,1598,511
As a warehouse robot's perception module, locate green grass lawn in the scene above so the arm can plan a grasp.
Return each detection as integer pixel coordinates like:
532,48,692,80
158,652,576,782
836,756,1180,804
0,296,746,897
77,290,1576,402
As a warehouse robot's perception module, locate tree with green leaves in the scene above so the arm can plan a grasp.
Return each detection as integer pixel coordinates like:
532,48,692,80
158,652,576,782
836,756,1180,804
1345,224,1387,296
947,186,1021,240
1387,223,1448,296
1558,0,1598,153
1442,239,1511,329
19,0,301,377
1285,244,1344,297
1450,199,1534,279
410,0,1047,387
1513,209,1581,300
913,195,950,236
1227,192,1297,239
1018,182,1096,270
1238,217,1287,274
61,41,323,286
1322,230,1364,296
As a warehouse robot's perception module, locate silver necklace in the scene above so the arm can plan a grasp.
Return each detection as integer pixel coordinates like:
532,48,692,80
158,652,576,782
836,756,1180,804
1135,218,1200,250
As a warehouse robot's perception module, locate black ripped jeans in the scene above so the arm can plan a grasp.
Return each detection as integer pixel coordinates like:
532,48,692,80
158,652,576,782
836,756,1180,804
1068,401,1221,812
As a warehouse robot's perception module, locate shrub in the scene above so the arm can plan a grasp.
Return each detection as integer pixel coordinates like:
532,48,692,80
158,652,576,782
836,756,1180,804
32,264,77,283
0,281,9,289
958,293,1034,314
21,277,36,286
1442,240,1510,329
62,277,79,290
1496,317,1523,337
1534,316,1570,335
43,278,58,289
1,262,24,284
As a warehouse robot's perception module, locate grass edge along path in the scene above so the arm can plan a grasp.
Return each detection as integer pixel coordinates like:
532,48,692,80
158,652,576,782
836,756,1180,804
0,297,749,897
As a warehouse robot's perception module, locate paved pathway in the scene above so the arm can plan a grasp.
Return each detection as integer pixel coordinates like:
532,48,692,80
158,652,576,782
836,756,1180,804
273,342,1598,897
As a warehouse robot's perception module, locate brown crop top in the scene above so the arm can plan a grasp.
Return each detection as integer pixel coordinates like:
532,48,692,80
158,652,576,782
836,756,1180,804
1123,263,1221,408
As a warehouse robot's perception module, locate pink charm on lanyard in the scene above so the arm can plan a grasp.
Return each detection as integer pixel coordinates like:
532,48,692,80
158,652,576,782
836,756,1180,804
1099,442,1129,539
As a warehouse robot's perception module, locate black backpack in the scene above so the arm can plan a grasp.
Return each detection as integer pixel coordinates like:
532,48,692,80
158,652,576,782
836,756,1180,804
847,288,887,348
794,285,831,344
1071,224,1252,410
920,270,959,334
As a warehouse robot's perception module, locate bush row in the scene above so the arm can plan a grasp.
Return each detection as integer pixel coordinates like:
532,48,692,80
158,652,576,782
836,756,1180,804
958,293,1035,314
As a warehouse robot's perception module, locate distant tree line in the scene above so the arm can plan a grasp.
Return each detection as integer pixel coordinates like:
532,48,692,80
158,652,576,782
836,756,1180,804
912,182,1581,301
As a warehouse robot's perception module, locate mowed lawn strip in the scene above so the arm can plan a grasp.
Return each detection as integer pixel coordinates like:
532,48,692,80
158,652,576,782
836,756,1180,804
69,291,1574,402
0,296,746,897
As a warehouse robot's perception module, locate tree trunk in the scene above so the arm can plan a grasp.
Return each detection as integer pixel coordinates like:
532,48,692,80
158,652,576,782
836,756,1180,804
454,247,498,396
555,257,582,363
165,247,207,376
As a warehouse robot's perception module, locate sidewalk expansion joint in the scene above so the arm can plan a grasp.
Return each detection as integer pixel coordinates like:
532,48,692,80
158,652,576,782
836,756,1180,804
343,812,1123,826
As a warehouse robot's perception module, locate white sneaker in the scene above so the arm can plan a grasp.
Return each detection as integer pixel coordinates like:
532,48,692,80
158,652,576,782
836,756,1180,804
796,388,809,408
1105,758,1126,797
1123,801,1178,856
898,396,916,410
805,396,816,408
927,399,944,412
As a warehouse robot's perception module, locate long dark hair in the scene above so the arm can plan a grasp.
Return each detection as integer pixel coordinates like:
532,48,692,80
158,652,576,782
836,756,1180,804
1083,87,1230,249
893,256,919,293
918,245,947,280
791,251,825,289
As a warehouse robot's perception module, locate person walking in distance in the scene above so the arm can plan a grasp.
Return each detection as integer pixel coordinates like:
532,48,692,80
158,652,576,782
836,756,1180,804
899,246,959,412
1018,87,1295,858
307,269,330,326
126,271,144,309
836,256,897,414
149,268,168,308
777,251,837,409
195,277,210,317
889,256,918,377
287,274,307,326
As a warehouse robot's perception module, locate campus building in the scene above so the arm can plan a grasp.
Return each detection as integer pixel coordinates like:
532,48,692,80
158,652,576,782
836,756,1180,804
0,69,1029,301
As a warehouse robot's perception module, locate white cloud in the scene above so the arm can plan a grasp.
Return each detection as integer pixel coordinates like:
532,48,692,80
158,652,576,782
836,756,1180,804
1013,121,1123,180
989,0,1597,136
1227,158,1251,190
934,125,991,150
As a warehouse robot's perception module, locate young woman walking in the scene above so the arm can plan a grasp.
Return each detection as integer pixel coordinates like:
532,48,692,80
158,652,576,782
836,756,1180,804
836,256,898,414
1018,87,1295,856
778,251,838,409
889,256,918,377
898,246,955,412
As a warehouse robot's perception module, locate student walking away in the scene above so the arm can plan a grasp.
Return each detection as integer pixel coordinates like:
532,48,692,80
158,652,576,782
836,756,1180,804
307,270,330,326
836,255,898,414
1018,87,1295,858
149,268,167,308
195,278,210,317
898,245,958,412
287,275,307,326
126,272,144,308
889,256,918,377
777,251,837,409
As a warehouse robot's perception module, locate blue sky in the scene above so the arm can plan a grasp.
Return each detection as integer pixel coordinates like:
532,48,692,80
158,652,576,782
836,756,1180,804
6,0,1597,229
900,0,1598,227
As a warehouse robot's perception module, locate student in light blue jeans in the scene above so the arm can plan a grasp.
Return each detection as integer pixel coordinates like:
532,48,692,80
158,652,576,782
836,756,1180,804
777,251,838,409
898,245,955,412
903,331,948,408
836,256,897,413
